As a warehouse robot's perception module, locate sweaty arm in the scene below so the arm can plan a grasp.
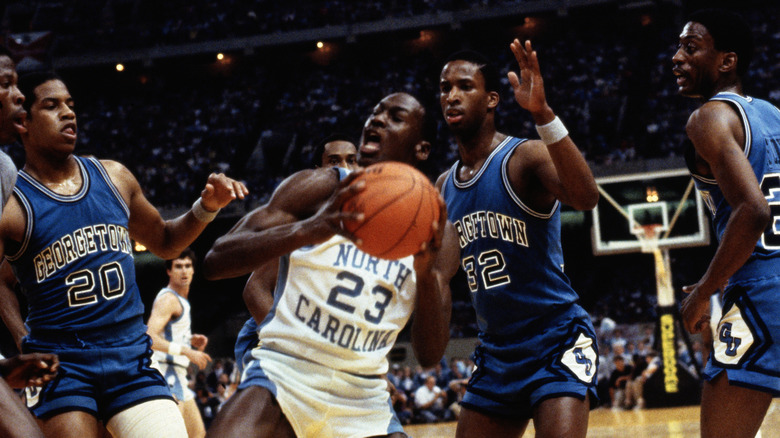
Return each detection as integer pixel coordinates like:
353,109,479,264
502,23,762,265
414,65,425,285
102,160,247,260
680,102,770,333
410,196,459,368
203,168,362,280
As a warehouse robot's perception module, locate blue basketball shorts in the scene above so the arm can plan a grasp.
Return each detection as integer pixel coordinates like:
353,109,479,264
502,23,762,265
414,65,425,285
462,304,599,418
705,274,780,395
233,318,259,376
23,329,173,421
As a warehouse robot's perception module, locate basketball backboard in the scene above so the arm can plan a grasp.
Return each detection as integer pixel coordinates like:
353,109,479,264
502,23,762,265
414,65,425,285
591,168,710,255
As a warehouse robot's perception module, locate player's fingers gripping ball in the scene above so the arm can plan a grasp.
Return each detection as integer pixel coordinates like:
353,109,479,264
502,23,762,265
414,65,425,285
341,162,440,259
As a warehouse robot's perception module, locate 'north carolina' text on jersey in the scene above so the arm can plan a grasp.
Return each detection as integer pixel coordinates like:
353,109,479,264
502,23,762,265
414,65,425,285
687,93,780,282
255,235,416,376
8,156,144,340
442,136,579,337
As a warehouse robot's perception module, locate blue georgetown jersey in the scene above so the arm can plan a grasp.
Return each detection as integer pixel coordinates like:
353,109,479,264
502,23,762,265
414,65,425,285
688,93,780,282
442,136,580,338
8,156,144,341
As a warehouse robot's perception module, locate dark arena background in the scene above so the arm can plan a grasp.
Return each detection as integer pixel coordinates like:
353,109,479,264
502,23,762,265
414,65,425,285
1,0,779,435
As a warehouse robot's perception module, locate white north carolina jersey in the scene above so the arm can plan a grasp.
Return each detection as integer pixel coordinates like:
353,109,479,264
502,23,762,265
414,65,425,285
151,288,192,368
255,235,417,376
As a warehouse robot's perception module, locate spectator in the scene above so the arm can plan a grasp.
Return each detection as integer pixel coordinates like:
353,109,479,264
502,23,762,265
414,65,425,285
413,375,451,423
608,356,634,410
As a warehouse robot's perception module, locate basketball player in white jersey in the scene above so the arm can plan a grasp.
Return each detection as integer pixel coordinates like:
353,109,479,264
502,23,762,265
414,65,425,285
147,248,212,438
203,92,460,438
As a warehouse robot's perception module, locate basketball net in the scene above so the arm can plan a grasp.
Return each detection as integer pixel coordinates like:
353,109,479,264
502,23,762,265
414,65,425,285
632,224,675,307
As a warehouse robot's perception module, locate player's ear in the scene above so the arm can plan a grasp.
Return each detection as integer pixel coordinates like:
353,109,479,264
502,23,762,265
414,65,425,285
719,51,738,74
415,141,431,161
487,91,500,110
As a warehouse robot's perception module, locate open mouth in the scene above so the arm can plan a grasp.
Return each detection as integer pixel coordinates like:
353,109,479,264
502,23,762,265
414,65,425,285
445,108,463,124
361,131,381,153
61,123,77,140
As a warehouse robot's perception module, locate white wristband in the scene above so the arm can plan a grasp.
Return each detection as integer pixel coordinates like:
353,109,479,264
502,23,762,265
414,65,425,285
535,116,569,145
192,198,219,223
168,342,183,356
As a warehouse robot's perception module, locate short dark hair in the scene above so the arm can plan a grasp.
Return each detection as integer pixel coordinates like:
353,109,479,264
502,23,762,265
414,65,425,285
18,70,63,113
687,9,753,77
165,247,196,270
445,50,501,94
311,132,354,168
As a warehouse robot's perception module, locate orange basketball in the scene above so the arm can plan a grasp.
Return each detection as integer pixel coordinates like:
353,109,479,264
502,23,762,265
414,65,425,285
341,162,440,260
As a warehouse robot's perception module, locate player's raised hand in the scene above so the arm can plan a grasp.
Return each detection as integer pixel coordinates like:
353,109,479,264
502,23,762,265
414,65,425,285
200,173,249,211
680,283,711,334
0,353,59,389
508,39,549,115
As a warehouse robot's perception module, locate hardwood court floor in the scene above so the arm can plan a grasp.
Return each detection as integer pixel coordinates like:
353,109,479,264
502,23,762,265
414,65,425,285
406,400,780,437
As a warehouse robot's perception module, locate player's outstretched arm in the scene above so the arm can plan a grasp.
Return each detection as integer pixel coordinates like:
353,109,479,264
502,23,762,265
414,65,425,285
203,168,365,280
0,353,59,389
508,39,598,210
102,160,248,260
680,102,770,333
410,196,459,368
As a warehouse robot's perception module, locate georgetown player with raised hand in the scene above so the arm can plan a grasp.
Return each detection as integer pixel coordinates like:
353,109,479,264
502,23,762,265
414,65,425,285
203,92,459,438
0,71,247,438
438,40,600,438
674,9,780,438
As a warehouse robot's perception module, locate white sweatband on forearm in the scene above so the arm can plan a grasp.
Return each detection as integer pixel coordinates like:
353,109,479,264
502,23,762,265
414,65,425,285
167,342,183,356
191,198,219,223
535,116,569,145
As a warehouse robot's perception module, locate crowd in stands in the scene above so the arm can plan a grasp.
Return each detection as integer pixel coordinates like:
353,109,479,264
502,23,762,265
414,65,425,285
3,2,777,211
5,0,543,54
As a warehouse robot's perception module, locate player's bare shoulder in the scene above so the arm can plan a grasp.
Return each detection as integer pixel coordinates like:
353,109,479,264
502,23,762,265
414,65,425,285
98,158,141,202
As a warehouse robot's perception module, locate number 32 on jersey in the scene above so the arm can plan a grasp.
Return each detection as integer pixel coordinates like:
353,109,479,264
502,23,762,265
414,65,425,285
461,249,511,293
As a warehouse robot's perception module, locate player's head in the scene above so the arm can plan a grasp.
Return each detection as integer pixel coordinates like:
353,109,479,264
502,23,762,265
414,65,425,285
312,133,358,170
439,50,501,133
358,92,435,168
672,9,753,98
166,248,196,289
0,46,26,145
17,71,76,153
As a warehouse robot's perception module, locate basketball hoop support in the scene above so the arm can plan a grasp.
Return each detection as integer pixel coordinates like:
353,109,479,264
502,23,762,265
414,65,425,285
632,224,675,307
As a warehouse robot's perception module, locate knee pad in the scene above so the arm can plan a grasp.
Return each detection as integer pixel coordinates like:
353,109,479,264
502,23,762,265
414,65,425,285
107,399,187,438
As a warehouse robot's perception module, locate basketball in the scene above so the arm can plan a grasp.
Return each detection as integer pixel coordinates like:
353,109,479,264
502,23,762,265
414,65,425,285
341,162,440,260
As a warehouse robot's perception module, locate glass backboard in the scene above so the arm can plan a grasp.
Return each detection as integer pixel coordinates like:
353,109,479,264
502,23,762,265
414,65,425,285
591,168,710,255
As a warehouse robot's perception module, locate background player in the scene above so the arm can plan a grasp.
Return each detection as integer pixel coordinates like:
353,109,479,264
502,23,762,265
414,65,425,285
311,133,358,170
0,44,57,438
203,92,459,438
0,71,247,438
674,9,780,438
147,248,212,438
438,40,600,437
